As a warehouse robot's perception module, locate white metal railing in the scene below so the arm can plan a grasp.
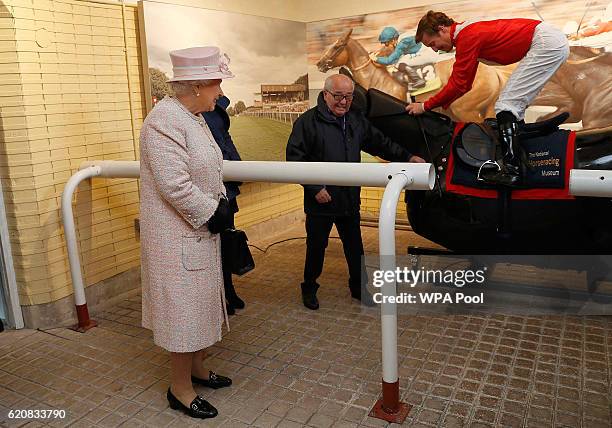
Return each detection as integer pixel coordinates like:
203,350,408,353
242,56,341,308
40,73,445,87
62,160,434,330
62,159,433,421
569,169,612,197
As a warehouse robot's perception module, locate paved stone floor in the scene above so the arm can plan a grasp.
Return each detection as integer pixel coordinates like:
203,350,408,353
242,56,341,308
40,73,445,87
0,224,610,427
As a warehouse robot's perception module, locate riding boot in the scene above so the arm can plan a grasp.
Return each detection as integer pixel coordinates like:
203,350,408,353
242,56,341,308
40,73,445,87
482,112,522,188
396,64,426,91
402,65,426,91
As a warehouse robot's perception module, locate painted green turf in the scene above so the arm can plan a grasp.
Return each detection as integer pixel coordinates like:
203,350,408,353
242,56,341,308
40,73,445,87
229,115,379,163
229,116,292,162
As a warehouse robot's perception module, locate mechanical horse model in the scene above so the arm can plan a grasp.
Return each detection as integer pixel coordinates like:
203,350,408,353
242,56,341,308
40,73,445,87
351,85,612,254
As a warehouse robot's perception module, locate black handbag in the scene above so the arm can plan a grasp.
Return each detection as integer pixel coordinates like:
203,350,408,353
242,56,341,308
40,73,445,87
221,229,255,275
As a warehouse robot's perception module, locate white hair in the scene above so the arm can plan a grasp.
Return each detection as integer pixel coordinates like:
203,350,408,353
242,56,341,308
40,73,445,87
170,80,213,96
324,74,355,92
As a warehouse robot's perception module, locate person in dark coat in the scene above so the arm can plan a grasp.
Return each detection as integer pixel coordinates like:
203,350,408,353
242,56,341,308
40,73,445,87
203,95,245,315
286,74,425,310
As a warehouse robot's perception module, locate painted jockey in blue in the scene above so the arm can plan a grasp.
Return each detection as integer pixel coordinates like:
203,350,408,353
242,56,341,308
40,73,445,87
376,27,421,64
375,26,426,92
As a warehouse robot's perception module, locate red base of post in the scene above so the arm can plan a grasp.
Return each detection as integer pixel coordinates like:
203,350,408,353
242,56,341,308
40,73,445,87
369,380,411,423
72,304,97,333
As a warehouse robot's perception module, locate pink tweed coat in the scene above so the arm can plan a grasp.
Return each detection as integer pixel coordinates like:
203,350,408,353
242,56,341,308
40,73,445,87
139,97,227,353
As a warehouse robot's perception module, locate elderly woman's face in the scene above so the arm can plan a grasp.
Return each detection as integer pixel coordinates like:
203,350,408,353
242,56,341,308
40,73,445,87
196,79,223,112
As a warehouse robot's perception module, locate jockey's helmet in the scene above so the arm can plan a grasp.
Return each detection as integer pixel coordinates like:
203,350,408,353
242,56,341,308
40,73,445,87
379,27,400,43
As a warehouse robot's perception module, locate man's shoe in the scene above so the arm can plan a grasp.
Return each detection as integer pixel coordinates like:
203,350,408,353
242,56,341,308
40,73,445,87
167,388,217,419
227,294,245,310
302,292,319,310
301,282,320,310
191,371,232,389
350,288,376,307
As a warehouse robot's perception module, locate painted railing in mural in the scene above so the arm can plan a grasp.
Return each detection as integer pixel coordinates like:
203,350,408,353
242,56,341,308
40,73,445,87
242,110,302,124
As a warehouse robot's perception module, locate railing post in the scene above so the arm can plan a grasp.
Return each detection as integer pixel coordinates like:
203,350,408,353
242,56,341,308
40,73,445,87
61,166,102,332
369,172,412,423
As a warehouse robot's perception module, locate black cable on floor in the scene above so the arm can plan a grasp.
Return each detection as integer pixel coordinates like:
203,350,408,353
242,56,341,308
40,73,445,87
248,236,343,253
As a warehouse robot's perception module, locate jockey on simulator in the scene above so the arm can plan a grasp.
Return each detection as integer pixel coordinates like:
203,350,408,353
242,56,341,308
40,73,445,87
374,26,427,92
406,11,569,188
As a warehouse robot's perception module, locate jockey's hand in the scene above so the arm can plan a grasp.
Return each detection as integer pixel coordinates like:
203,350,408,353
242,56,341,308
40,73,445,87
315,188,332,204
409,155,426,163
406,102,425,115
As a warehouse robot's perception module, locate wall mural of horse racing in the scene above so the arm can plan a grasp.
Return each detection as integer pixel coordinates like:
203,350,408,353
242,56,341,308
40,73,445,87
141,2,308,161
307,0,612,131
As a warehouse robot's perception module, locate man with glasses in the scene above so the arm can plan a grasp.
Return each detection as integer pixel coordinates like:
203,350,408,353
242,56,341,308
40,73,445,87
287,74,425,310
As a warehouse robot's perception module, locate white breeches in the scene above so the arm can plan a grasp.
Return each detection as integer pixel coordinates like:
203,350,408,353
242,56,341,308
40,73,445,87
495,22,569,121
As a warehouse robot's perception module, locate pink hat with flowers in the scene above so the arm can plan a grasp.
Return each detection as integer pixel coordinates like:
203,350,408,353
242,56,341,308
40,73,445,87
167,46,234,82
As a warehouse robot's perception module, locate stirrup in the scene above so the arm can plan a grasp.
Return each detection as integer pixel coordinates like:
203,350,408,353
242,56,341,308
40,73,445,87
477,160,501,182
481,166,522,188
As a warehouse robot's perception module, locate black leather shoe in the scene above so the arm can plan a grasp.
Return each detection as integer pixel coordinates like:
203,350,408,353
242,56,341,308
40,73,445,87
301,282,320,310
167,388,217,419
350,288,376,307
302,292,319,310
227,294,245,309
191,371,232,389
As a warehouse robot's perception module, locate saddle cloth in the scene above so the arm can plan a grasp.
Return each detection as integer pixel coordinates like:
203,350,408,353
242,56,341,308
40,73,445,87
446,122,576,200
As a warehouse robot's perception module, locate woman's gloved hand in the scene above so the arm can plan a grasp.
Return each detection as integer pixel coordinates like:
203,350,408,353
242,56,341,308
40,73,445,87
207,196,231,234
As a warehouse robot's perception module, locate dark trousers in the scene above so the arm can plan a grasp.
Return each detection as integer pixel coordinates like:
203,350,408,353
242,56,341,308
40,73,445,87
303,213,366,293
220,203,238,299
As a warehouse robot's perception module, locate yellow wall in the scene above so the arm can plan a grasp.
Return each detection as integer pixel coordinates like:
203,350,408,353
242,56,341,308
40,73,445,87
1,0,145,305
236,183,303,229
361,188,407,220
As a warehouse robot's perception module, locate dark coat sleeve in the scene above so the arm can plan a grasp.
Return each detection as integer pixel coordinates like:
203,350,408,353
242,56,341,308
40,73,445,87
361,118,413,162
286,116,325,196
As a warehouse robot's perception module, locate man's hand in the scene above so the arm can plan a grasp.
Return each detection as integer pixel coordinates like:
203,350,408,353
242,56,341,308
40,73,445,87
409,155,426,163
406,102,425,115
315,188,332,204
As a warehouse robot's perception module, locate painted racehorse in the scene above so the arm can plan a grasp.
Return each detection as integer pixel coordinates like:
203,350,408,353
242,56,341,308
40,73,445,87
532,47,612,130
316,29,407,101
316,28,513,123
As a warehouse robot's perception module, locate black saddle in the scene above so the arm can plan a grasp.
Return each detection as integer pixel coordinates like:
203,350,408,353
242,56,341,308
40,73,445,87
484,112,569,139
455,113,570,171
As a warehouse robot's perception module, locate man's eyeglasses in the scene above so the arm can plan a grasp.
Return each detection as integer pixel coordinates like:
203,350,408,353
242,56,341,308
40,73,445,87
326,91,354,102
